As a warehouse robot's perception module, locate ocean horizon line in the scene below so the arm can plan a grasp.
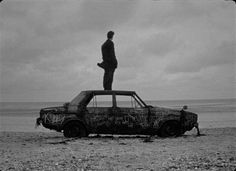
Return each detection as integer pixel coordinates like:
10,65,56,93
0,97,235,103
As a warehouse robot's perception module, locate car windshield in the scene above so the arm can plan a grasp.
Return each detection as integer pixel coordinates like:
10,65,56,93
70,91,87,105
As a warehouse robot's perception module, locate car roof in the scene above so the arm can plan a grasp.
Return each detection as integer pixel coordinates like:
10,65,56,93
82,90,136,96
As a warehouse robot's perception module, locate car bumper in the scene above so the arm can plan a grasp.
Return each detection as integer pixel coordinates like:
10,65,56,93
35,117,42,127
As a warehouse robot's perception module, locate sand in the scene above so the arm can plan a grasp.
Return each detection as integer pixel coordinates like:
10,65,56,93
0,128,235,171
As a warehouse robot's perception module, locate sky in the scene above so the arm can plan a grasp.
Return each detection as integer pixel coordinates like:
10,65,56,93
0,0,235,102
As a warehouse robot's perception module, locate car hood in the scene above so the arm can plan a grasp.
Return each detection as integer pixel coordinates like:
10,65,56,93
150,106,181,116
150,106,198,124
40,106,66,114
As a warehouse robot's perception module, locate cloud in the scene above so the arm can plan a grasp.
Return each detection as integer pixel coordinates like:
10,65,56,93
141,31,179,57
165,40,235,74
78,1,138,31
0,0,137,65
0,0,235,101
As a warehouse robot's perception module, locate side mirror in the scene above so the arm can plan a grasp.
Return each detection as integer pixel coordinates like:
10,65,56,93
182,105,188,110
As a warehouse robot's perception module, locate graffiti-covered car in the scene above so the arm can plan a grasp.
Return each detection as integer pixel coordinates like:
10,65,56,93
36,90,199,138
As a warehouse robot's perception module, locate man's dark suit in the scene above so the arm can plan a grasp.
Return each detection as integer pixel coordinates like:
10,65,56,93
101,39,117,90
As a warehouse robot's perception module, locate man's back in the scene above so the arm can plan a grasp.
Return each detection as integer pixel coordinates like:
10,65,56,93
101,39,117,69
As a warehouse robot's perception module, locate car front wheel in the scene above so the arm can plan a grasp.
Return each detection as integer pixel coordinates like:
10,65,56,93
158,120,181,137
63,122,87,138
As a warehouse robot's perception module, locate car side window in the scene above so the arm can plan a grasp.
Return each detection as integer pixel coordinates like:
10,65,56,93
87,95,113,108
116,95,142,108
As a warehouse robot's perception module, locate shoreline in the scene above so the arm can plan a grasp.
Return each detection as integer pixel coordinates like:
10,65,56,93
1,127,235,170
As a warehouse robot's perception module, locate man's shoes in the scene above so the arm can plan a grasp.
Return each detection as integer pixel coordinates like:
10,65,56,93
97,62,105,69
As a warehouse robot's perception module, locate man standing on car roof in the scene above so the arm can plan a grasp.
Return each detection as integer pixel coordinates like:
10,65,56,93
97,31,118,90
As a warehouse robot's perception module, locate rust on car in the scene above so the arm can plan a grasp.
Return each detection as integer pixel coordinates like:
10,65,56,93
36,90,199,137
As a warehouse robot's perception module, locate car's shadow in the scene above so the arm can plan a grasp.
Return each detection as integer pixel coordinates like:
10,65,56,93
42,133,207,145
44,135,149,144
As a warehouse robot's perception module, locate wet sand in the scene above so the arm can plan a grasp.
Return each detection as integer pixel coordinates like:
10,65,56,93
0,128,235,171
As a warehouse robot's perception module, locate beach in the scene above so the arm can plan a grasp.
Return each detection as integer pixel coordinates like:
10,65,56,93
1,0,235,170
0,99,235,170
0,128,236,171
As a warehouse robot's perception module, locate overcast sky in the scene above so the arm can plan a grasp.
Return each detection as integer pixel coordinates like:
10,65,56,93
0,0,235,102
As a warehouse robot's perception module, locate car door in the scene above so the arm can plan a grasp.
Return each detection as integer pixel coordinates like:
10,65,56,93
113,94,150,134
86,94,115,134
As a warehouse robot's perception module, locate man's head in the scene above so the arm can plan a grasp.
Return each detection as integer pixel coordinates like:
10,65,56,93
107,31,114,39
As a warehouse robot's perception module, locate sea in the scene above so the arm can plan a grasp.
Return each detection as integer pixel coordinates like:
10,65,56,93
0,99,235,132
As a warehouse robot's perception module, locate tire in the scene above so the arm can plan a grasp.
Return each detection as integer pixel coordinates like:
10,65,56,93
158,120,180,137
63,122,87,138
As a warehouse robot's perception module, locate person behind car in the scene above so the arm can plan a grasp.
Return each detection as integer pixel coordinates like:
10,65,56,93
97,31,118,90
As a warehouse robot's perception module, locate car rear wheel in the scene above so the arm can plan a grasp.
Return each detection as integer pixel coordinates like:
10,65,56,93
63,122,87,138
159,120,180,137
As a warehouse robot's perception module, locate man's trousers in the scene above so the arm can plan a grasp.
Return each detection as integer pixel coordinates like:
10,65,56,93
103,68,115,90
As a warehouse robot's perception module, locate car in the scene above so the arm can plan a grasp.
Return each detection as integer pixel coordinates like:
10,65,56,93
36,90,199,138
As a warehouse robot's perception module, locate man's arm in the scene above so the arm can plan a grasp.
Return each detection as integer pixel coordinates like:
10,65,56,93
110,42,116,59
109,42,117,68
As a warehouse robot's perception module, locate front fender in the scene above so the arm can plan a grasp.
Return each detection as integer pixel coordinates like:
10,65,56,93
153,114,180,130
62,118,87,130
